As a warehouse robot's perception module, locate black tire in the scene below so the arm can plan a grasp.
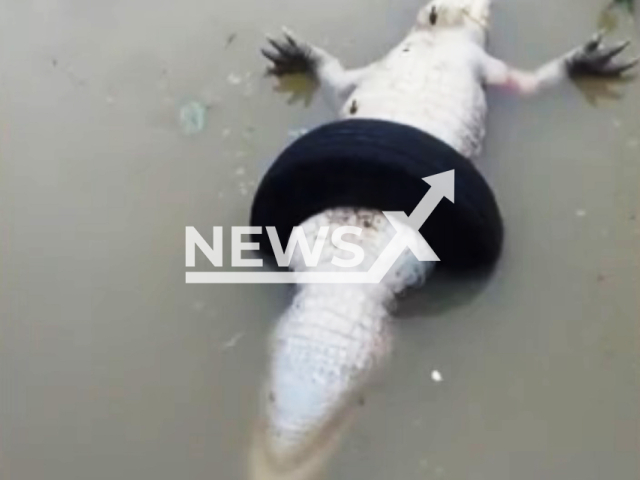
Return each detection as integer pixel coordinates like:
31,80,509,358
250,119,503,271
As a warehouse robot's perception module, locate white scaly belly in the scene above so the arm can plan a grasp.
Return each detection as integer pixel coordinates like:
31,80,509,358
342,34,488,159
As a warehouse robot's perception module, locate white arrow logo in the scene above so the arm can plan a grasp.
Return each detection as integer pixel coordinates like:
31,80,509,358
368,169,455,282
186,170,454,284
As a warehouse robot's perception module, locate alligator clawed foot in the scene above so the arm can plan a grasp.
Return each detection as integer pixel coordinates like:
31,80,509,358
568,32,639,77
261,28,318,77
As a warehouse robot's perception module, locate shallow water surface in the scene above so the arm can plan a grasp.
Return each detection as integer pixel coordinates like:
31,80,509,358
1,0,639,479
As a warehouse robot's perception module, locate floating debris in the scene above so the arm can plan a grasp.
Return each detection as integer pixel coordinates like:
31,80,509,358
178,101,208,135
235,167,246,176
222,128,232,138
612,117,622,128
225,33,238,48
227,73,242,85
576,209,587,218
105,95,116,105
288,128,309,140
222,332,245,351
431,370,443,383
239,187,249,197
627,137,639,149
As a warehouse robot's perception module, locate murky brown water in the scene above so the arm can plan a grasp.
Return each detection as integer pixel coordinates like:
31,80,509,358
1,0,639,479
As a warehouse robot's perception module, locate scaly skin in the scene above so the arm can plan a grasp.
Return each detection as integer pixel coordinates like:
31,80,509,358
253,1,637,479
251,210,432,480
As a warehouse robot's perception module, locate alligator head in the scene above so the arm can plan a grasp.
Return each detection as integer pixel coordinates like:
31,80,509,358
416,0,493,44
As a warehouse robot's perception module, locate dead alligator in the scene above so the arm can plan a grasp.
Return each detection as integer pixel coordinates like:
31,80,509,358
249,1,637,479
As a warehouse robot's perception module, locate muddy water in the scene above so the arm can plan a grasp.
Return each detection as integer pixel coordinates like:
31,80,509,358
0,0,638,479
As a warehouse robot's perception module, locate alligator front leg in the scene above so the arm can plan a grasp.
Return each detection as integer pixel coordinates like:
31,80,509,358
262,28,371,109
481,32,638,96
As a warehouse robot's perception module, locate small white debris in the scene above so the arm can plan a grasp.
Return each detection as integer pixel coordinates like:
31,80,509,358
227,73,242,85
627,138,639,150
235,167,246,176
288,128,309,140
218,191,225,199
435,466,445,477
419,459,429,470
576,209,587,218
222,332,245,351
222,128,232,138
431,370,443,383
235,151,247,159
106,95,116,105
239,187,249,196
612,117,622,129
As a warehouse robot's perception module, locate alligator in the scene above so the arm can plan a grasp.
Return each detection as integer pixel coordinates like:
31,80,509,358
249,1,637,479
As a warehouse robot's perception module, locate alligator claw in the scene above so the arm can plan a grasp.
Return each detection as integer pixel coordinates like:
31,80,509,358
568,33,638,77
600,55,640,75
261,28,317,77
585,31,605,52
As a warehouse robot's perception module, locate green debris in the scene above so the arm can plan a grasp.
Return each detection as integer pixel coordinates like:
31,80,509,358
599,0,636,32
613,0,634,12
178,101,208,136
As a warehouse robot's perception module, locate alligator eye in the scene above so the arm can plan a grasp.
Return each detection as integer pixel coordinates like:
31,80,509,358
429,6,438,25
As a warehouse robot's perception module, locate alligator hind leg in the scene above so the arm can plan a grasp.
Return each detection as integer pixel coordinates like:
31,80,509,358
262,28,371,109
